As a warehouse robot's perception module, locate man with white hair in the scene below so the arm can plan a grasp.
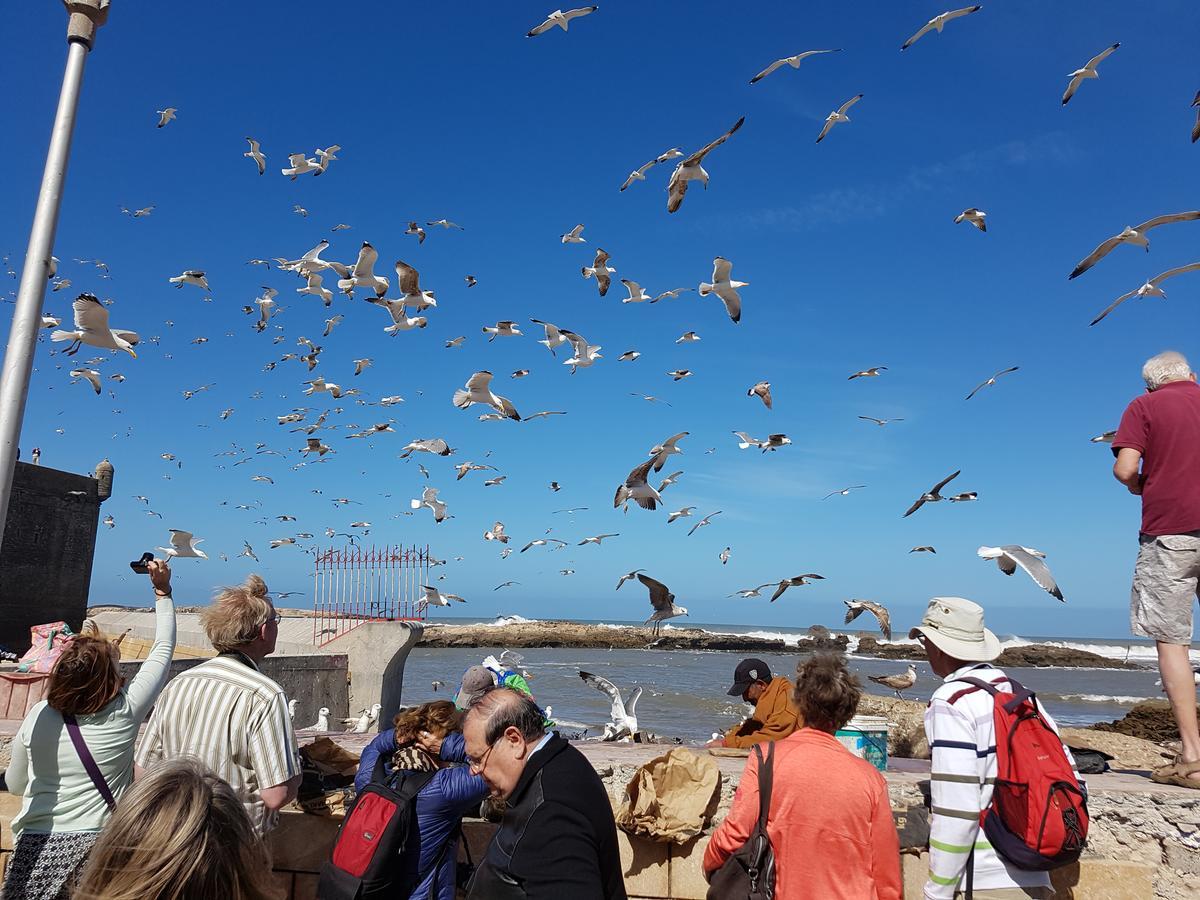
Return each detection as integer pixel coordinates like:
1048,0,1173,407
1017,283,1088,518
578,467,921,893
1112,349,1200,789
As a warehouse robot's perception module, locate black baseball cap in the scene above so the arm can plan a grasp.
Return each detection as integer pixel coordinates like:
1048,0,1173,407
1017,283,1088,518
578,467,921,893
727,658,772,696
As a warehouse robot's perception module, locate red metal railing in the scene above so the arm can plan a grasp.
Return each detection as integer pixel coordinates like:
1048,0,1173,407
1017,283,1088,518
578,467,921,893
312,544,430,646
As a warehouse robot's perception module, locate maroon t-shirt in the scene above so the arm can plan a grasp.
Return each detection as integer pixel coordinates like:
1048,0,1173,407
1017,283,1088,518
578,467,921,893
1113,379,1200,535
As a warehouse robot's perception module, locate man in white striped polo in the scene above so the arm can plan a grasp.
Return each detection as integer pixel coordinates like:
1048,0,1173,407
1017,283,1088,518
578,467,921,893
912,597,1075,899
135,574,301,834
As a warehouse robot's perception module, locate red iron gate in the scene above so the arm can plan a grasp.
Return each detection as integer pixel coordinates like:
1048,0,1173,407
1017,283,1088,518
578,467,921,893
312,544,430,646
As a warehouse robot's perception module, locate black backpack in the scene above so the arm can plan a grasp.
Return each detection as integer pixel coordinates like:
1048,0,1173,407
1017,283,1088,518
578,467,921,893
705,742,776,900
317,758,438,900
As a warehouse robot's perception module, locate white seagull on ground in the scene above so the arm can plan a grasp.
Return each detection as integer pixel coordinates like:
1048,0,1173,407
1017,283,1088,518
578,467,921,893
579,671,642,741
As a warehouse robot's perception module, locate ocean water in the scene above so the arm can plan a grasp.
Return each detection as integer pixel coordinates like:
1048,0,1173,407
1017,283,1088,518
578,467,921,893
396,616,1187,743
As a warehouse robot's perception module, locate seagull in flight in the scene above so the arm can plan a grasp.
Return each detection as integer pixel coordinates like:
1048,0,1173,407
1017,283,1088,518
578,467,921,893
579,671,642,741
858,416,904,426
816,94,863,143
954,208,987,232
1062,43,1120,106
615,569,645,590
749,48,841,85
823,485,866,500
169,270,208,291
561,224,586,244
242,137,266,175
1090,430,1117,444
1068,211,1200,279
422,585,466,606
903,470,961,517
336,243,388,298
410,487,449,523
667,506,695,524
578,533,619,546
51,293,138,357
910,546,936,554
649,432,688,471
900,6,983,50
639,574,687,636
615,459,662,512
156,107,177,128
965,366,1019,400
520,538,568,553
281,152,320,179
531,318,569,356
1089,263,1200,326
848,366,886,380
844,599,892,640
620,280,651,303
158,529,207,560
526,6,598,37
581,249,614,296
769,574,825,602
978,545,1064,601
494,581,520,591
667,116,745,213
698,257,747,323
687,510,721,537
452,371,520,420
747,381,772,409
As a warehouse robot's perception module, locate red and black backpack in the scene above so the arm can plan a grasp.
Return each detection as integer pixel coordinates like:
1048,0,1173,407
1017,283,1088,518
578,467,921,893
949,675,1089,872
317,758,438,900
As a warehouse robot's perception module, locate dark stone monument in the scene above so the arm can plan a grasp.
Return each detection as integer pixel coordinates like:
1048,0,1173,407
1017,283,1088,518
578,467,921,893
0,461,109,653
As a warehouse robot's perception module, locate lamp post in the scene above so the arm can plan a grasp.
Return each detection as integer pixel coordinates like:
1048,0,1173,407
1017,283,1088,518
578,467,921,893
0,1,108,544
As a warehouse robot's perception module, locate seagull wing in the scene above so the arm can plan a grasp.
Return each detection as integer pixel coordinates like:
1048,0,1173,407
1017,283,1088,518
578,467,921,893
465,371,494,393
1068,235,1125,279
1083,42,1120,71
666,167,690,214
1089,287,1140,326
625,685,643,717
843,601,864,626
1000,546,1064,601
1149,261,1200,288
1062,72,1087,106
901,19,937,50
930,470,961,495
712,257,733,282
72,294,110,334
168,529,195,551
637,573,673,611
1134,210,1200,233
815,116,837,144
768,581,788,603
681,116,746,168
394,261,421,295
861,601,892,640
712,283,742,323
352,244,378,278
837,94,863,116
749,58,788,84
579,671,626,721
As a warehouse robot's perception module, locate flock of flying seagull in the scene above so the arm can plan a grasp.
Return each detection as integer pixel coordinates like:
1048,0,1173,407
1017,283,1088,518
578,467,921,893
13,5,1199,663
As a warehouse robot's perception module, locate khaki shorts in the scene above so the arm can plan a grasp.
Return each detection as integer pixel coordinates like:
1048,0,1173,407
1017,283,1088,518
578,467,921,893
1131,531,1200,645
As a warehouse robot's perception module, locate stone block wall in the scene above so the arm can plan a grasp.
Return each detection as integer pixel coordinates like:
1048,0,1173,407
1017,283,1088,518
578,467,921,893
0,463,103,653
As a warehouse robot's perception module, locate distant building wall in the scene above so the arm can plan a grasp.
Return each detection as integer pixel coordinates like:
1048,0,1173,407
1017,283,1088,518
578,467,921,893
0,462,102,653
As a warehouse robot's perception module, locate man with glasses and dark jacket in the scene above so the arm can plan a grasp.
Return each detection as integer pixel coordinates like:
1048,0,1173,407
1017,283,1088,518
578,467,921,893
463,686,626,900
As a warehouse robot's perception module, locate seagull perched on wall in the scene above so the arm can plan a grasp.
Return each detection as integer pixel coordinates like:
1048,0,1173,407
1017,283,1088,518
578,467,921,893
977,545,1064,601
51,294,138,357
301,707,330,731
640,574,687,636
158,529,207,560
579,671,642,741
342,704,382,734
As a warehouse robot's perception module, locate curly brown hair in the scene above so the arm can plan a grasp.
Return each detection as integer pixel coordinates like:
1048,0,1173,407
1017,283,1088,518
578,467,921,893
47,636,123,717
793,654,862,734
393,700,460,747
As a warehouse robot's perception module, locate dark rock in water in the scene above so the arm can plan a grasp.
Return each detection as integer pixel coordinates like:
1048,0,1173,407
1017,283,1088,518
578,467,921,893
854,636,1134,670
1093,700,1198,743
808,624,831,638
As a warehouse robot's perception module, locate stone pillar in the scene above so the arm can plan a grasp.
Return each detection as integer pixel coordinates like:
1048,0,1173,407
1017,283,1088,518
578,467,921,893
93,458,113,501
321,622,424,727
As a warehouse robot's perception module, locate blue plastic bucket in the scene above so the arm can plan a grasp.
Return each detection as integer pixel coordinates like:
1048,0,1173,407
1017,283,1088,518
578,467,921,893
835,715,889,772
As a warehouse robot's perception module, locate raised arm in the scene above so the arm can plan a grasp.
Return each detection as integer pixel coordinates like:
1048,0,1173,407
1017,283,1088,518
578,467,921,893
124,559,178,720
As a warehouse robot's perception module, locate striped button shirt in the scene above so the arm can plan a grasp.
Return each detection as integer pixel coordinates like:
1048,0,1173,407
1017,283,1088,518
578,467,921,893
923,664,1079,899
134,654,300,834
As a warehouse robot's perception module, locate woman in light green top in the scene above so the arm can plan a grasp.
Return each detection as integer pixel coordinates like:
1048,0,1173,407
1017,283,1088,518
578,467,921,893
2,559,177,900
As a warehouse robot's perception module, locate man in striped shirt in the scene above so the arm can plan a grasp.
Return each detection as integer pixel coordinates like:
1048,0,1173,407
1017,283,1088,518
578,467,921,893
912,597,1075,899
135,575,301,834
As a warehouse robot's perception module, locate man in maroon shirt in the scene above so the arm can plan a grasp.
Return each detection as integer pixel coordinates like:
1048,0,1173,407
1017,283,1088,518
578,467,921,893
1112,350,1200,787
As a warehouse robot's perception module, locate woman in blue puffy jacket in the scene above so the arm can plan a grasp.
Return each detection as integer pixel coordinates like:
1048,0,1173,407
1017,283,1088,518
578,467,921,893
355,701,488,900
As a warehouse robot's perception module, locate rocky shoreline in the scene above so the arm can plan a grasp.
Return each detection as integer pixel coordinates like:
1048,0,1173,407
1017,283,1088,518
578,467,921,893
418,622,1141,669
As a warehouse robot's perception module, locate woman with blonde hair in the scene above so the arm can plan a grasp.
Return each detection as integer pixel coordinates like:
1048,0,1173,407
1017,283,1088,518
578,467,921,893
350,700,488,899
2,560,177,900
72,758,281,900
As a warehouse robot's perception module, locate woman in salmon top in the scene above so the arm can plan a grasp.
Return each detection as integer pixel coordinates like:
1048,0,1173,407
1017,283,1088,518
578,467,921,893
703,654,902,900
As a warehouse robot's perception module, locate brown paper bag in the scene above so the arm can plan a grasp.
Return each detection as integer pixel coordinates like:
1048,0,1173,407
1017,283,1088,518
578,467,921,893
615,747,721,844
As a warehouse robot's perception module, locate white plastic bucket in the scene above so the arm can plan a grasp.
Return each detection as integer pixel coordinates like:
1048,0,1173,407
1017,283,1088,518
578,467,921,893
835,715,889,772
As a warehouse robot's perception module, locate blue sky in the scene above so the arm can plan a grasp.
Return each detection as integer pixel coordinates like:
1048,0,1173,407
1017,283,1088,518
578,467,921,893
3,1,1198,639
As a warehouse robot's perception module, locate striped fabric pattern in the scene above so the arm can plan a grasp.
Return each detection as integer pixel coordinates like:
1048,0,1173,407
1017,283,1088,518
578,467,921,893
923,664,1079,899
134,655,300,834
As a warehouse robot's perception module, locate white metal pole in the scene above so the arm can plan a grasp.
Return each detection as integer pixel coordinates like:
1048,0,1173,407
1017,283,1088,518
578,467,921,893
0,1,108,544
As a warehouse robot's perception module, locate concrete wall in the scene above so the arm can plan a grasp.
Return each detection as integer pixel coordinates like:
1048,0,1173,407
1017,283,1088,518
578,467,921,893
0,463,102,653
118,654,349,725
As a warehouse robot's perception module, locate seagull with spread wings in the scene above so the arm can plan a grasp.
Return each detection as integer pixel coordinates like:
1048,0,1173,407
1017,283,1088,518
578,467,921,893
243,137,265,175
562,329,602,373
335,243,389,298
769,574,825,602
823,485,866,500
157,529,207,560
281,152,320,179
900,6,982,50
579,671,642,741
667,116,745,213
561,224,586,244
1068,211,1200,279
1089,262,1200,326
698,257,747,323
639,574,687,636
965,366,1019,400
903,470,961,517
747,381,772,409
749,48,841,84
816,94,863,143
452,371,520,420
421,585,466,607
615,458,663,511
844,599,892,640
581,249,615,296
156,107,177,128
530,318,569,356
1062,43,1120,106
858,416,904,426
70,368,102,394
954,208,987,231
410,487,449,523
51,294,138,357
688,511,721,537
848,366,887,380
978,546,1064,601
526,6,598,37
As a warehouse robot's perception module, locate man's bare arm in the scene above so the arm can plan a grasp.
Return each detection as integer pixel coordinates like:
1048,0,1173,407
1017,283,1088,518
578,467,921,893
1113,447,1143,494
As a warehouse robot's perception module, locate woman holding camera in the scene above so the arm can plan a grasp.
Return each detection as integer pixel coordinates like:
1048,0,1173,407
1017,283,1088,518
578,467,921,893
2,559,177,900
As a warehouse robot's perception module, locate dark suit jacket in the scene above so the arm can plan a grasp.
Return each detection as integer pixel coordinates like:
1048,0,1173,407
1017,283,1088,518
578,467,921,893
466,734,627,900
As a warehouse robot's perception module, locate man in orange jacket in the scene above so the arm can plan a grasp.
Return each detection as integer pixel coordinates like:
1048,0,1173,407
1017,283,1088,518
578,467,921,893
706,658,800,748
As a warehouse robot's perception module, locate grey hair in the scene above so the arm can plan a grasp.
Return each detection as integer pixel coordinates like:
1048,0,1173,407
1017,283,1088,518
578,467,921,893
468,686,545,744
1142,351,1193,390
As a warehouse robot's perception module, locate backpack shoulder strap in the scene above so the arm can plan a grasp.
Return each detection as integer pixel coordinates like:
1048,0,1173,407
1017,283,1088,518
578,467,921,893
63,714,116,810
391,767,439,800
753,741,774,830
946,674,1006,705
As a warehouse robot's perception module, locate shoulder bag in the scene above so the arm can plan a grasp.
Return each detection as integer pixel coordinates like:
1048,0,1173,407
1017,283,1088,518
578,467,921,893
706,741,775,900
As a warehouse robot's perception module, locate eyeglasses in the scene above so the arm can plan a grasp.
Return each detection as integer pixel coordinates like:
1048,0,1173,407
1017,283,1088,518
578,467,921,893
264,613,283,626
466,740,498,774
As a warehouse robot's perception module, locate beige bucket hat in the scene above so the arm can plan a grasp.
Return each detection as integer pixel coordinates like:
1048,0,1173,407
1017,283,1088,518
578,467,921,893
908,596,1002,662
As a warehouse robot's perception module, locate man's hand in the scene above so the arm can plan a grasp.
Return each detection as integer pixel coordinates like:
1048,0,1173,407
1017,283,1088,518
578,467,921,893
147,558,172,595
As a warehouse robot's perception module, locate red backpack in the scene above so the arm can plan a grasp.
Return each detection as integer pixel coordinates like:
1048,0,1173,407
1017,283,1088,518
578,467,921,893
949,676,1089,873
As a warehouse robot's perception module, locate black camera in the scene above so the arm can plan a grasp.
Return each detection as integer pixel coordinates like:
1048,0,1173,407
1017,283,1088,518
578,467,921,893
129,552,154,575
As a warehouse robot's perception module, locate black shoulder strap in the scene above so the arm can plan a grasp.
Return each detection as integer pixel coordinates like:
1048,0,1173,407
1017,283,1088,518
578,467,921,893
754,741,774,830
